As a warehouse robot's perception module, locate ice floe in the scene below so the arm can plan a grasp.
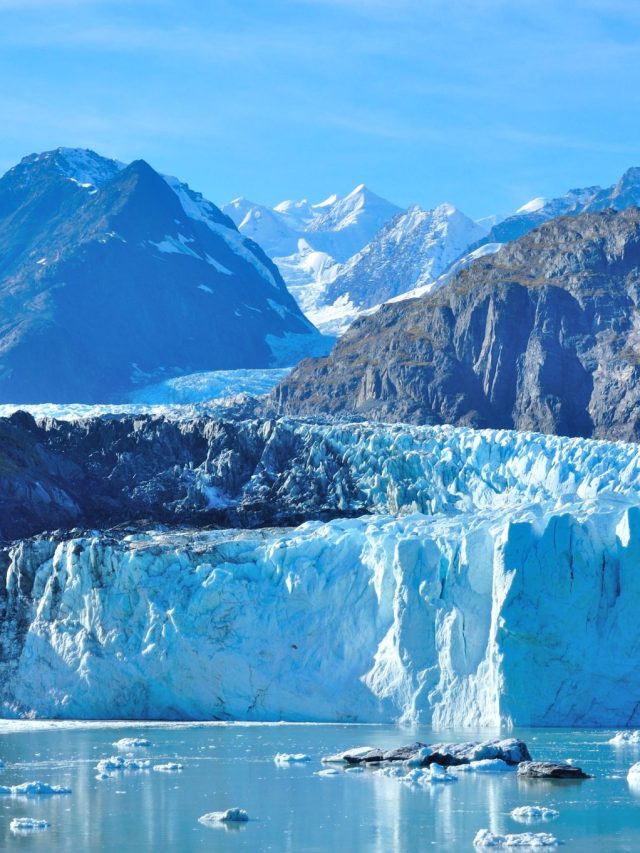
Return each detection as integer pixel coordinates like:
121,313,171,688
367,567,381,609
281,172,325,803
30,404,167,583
113,737,151,750
274,753,311,764
474,829,559,847
9,817,51,834
199,808,249,824
511,806,559,823
610,731,640,745
0,781,71,796
96,756,151,774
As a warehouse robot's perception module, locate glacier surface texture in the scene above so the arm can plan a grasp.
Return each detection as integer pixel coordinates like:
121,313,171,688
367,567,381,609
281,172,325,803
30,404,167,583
2,420,640,726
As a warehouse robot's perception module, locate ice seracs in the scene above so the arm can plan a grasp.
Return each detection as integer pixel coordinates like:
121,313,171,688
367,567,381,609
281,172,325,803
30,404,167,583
4,421,640,726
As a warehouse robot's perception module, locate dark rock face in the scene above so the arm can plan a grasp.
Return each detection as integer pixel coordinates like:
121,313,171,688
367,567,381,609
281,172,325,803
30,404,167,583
0,148,321,403
0,412,374,541
272,208,640,441
517,761,591,779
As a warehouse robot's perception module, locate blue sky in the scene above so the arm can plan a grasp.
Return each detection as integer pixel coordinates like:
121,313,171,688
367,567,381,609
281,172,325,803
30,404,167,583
1,0,640,217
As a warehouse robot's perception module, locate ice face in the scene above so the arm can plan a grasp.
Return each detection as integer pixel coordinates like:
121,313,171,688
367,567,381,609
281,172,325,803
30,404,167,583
2,421,640,726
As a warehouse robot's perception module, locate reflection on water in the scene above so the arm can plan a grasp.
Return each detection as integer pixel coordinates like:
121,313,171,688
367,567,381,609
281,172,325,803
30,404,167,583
0,723,639,851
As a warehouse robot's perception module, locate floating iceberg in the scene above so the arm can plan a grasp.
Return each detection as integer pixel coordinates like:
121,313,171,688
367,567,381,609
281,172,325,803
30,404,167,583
199,808,249,824
610,731,640,745
511,806,559,823
474,829,559,847
402,764,457,785
113,737,151,750
0,781,71,796
274,753,311,764
627,762,640,782
10,817,51,834
96,756,151,774
152,763,183,773
453,759,514,773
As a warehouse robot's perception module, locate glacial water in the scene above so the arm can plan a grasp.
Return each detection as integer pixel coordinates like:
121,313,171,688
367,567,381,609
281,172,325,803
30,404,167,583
0,722,639,851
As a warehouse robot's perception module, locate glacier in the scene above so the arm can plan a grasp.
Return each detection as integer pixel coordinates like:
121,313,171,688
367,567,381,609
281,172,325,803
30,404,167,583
2,420,640,726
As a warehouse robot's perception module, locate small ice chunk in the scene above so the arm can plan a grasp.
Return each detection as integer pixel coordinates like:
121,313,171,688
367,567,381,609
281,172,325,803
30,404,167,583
374,766,406,778
10,817,51,834
321,746,374,764
113,737,151,750
402,764,457,785
404,746,431,767
199,808,249,824
610,731,640,745
454,759,514,773
511,806,560,823
274,753,311,764
153,763,183,773
474,829,559,847
315,768,342,777
96,756,150,774
0,781,72,796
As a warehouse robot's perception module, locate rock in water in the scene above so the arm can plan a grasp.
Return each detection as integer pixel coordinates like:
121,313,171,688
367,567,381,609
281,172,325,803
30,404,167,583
517,761,590,779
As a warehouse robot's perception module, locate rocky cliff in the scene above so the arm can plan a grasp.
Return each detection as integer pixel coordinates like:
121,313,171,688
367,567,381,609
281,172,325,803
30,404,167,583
272,208,640,440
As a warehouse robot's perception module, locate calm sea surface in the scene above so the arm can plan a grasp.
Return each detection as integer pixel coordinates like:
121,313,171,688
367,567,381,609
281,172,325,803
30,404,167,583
0,722,639,851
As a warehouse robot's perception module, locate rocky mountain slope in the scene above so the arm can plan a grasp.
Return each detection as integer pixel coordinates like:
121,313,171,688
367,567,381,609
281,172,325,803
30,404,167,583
478,167,640,248
272,207,640,441
2,416,640,725
0,148,324,403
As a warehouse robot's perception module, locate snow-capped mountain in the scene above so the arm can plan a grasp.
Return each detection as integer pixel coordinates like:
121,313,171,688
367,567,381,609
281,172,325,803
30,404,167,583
223,185,403,334
225,183,402,263
0,148,327,403
315,203,489,334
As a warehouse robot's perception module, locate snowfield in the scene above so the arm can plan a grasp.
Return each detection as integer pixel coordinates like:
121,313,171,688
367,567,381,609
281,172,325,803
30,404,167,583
2,421,640,725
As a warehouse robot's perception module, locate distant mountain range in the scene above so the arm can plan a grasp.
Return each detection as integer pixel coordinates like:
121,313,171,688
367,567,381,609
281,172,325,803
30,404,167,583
228,167,640,336
0,148,326,403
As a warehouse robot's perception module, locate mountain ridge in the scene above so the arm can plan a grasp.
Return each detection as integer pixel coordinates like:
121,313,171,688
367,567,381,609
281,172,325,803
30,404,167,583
0,148,325,403
271,206,640,441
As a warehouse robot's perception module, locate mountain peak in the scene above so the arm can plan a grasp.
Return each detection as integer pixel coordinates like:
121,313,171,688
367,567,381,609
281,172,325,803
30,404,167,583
16,147,125,190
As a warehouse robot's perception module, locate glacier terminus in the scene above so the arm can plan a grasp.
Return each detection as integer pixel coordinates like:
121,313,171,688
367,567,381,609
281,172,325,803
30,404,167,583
2,418,640,728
